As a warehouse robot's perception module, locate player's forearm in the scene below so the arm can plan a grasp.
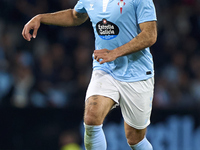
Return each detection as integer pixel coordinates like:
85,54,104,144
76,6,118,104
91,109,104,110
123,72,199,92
37,9,80,27
113,30,157,58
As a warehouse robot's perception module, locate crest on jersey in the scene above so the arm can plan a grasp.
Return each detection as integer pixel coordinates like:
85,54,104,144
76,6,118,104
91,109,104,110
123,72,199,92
118,0,126,14
96,19,119,40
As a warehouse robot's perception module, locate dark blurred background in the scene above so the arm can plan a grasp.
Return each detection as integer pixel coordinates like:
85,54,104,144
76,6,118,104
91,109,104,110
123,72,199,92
0,0,200,150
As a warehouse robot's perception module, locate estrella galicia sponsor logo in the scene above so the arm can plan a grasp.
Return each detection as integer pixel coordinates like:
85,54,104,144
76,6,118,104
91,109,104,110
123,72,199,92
96,19,119,40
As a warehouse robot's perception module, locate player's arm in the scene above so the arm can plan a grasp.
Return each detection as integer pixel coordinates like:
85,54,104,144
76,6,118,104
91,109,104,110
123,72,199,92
22,9,88,41
94,21,157,64
114,21,157,56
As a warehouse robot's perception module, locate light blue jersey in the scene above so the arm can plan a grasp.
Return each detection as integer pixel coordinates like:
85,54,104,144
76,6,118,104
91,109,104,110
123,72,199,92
75,0,157,82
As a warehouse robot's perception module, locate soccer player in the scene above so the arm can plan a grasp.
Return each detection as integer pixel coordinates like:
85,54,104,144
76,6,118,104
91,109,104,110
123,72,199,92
22,0,157,149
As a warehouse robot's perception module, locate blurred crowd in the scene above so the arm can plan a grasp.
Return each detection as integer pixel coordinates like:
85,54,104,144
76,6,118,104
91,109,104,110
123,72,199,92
0,0,200,109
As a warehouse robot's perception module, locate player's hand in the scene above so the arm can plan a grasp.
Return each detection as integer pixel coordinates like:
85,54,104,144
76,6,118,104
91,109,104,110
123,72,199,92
22,15,41,41
94,49,117,64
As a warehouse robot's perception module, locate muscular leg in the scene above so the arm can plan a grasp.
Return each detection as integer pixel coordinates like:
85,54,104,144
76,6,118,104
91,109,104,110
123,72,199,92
84,95,115,125
124,122,153,150
84,95,116,150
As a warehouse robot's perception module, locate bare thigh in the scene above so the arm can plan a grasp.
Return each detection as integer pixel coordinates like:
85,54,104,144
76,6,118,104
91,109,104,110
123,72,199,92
84,95,116,125
124,121,147,145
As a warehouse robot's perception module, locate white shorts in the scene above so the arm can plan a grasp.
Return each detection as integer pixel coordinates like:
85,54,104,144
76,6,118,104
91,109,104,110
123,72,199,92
85,70,154,129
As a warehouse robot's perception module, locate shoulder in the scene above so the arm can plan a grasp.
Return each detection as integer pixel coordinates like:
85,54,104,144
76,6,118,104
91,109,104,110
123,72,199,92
134,0,156,8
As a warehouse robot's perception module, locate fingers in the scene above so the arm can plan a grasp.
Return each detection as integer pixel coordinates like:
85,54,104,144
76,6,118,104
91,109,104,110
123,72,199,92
22,25,38,41
22,17,40,41
94,54,101,62
22,25,32,41
94,49,115,64
94,50,103,62
94,49,107,63
99,60,105,64
32,27,38,39
94,53,107,64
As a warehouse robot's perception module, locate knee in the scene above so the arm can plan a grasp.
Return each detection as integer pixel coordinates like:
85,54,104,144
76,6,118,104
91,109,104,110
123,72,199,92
127,138,139,146
84,115,97,125
126,130,146,145
126,134,141,145
84,110,102,125
125,123,146,145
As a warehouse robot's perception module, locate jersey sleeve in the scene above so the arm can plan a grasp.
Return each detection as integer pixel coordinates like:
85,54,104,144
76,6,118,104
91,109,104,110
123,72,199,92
135,0,157,24
74,0,87,13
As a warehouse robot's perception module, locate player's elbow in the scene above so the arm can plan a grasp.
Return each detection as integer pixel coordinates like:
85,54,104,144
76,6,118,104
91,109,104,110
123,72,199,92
150,35,157,46
148,34,157,47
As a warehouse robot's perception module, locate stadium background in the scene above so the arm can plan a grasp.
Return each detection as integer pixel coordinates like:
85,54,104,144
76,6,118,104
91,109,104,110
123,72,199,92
0,0,200,149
